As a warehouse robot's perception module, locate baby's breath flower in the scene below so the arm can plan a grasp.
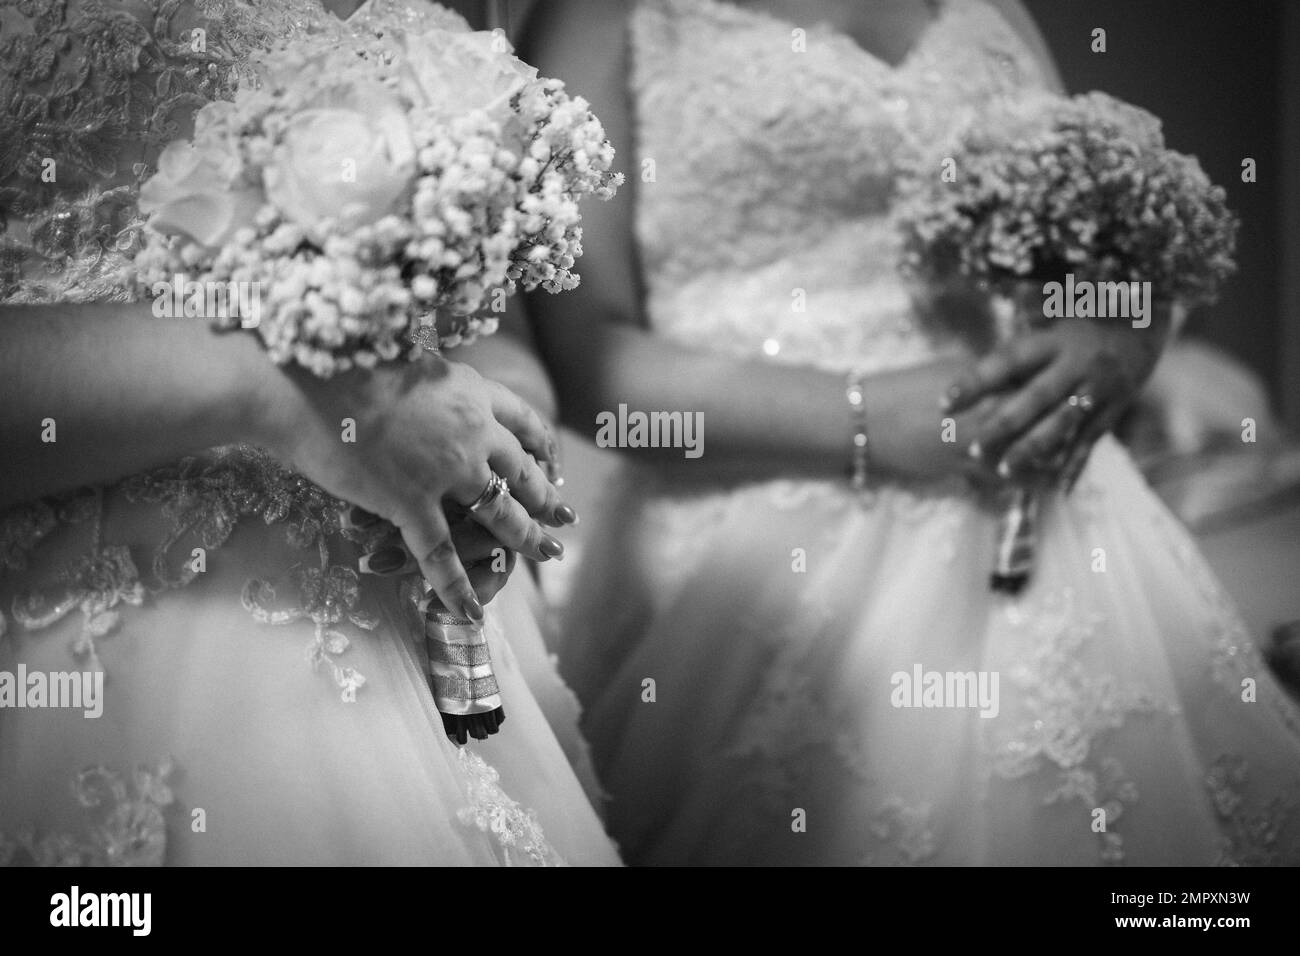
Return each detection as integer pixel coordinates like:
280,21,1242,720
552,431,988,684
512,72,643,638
895,91,1237,311
133,15,621,377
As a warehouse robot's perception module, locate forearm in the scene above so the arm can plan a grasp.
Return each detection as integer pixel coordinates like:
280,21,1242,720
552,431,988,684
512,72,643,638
0,304,269,509
536,308,882,481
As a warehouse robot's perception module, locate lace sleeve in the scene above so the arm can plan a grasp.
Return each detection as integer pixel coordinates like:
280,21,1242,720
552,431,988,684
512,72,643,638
0,0,332,304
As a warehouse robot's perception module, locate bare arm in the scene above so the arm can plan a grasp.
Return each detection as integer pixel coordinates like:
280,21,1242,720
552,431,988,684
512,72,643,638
520,0,984,485
0,304,270,511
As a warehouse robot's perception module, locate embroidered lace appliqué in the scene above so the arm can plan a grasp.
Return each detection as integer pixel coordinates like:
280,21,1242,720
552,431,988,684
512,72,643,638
0,758,176,866
455,748,566,867
984,588,1170,864
1204,754,1296,867
864,797,938,866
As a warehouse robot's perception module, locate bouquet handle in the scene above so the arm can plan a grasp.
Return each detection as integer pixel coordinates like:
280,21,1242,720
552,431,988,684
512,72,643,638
990,485,1039,594
988,286,1045,595
351,508,506,744
422,599,506,745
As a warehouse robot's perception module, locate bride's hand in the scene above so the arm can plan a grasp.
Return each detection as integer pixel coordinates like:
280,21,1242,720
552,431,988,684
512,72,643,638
354,508,519,607
256,353,574,622
942,315,1170,490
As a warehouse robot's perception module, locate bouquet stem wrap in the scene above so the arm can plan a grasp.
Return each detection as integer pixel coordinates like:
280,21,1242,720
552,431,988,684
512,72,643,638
422,601,505,745
989,289,1042,595
990,485,1039,594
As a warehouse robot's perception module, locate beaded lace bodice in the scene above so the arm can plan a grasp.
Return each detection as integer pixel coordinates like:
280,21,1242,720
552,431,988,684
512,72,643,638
0,0,467,303
632,0,1052,374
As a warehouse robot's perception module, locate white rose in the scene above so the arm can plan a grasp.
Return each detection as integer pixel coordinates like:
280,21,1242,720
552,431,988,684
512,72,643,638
263,82,416,234
139,108,263,249
396,28,539,120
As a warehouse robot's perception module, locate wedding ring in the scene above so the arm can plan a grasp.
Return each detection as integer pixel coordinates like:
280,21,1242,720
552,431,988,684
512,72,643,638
1067,392,1095,414
467,473,509,513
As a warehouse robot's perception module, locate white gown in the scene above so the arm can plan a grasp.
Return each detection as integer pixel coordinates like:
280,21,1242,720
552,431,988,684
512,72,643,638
558,0,1300,866
0,0,618,866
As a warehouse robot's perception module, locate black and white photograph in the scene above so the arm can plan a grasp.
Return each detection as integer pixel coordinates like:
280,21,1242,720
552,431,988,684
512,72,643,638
1,0,1298,919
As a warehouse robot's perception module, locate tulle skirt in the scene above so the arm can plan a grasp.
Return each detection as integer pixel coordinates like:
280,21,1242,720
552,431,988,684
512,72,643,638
0,497,620,867
560,436,1300,865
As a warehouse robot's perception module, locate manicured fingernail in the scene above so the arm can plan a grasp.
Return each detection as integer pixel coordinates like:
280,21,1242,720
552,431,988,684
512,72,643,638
968,441,982,460
540,535,564,559
997,459,1012,479
341,506,382,530
360,547,407,574
555,504,578,525
462,594,485,622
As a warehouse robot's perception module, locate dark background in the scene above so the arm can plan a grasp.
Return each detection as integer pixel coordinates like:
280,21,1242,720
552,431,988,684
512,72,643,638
1025,0,1299,425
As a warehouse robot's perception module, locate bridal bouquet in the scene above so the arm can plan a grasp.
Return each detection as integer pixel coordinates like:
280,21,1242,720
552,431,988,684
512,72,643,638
133,20,622,741
895,91,1237,592
134,23,621,377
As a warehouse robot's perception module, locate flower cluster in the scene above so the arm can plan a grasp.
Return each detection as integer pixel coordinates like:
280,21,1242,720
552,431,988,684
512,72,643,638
895,91,1237,311
134,22,622,376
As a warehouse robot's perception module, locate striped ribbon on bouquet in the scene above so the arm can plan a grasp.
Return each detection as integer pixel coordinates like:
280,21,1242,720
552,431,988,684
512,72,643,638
990,486,1039,594
420,599,505,745
348,505,505,744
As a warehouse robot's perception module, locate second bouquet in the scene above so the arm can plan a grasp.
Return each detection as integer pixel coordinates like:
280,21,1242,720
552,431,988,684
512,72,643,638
895,91,1237,594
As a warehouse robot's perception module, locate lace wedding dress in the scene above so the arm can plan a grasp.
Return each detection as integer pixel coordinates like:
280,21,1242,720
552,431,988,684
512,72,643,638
559,0,1300,866
0,0,618,866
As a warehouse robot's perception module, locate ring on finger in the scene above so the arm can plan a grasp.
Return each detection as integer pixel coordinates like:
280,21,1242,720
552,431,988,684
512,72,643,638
1060,392,1095,444
1067,392,1096,414
467,472,510,513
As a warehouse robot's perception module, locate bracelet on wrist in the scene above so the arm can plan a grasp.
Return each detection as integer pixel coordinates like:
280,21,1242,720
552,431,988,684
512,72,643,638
846,370,869,491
